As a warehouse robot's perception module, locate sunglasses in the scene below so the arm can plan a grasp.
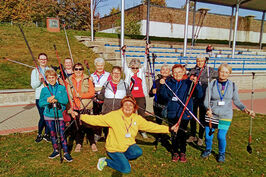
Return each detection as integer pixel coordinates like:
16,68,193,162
131,67,139,70
74,68,84,71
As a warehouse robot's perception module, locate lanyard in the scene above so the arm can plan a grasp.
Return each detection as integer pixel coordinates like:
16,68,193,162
110,81,117,94
122,116,133,133
216,80,229,101
96,73,104,84
174,80,182,95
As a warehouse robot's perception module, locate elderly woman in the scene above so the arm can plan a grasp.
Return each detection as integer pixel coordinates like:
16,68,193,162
202,63,255,163
97,66,131,138
122,53,148,138
39,69,72,162
187,55,218,146
66,63,96,152
159,64,203,163
77,96,173,174
91,58,111,115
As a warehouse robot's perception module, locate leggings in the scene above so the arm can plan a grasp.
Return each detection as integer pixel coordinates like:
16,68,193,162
205,126,228,154
45,120,68,153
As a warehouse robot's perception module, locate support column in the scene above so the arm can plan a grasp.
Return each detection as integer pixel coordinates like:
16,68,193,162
121,0,125,58
259,11,265,49
191,1,197,47
183,0,190,56
90,0,94,41
232,2,239,58
229,6,234,48
146,0,150,44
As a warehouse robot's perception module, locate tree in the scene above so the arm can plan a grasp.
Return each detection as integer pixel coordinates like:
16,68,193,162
142,0,166,7
181,1,195,11
115,12,141,35
109,6,120,15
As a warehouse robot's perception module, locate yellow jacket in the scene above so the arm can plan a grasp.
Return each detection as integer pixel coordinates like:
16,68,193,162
80,109,169,153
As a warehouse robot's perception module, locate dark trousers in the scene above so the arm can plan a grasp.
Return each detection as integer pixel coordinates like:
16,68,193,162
36,99,49,135
93,101,103,137
190,101,206,139
135,97,146,117
169,119,189,154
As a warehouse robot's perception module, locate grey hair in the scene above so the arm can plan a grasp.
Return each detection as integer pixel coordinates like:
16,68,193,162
129,58,141,68
94,58,105,65
196,54,206,60
161,64,170,70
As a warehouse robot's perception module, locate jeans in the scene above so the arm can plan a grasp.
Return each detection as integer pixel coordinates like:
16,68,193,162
106,144,143,173
36,99,49,135
205,126,228,154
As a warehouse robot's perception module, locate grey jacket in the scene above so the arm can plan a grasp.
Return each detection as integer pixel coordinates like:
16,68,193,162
97,80,131,114
204,79,246,120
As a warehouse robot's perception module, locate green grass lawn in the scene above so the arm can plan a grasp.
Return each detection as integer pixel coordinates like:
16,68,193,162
0,23,112,89
0,111,265,177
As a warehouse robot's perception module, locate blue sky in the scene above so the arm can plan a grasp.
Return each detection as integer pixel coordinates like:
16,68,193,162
96,0,265,20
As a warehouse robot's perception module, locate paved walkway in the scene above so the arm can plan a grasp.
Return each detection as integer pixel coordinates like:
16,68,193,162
0,89,265,135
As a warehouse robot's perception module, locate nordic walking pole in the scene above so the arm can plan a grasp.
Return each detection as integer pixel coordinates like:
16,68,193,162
63,24,74,64
52,103,63,163
247,72,255,154
206,57,214,136
146,42,151,91
84,60,91,76
3,57,35,68
121,45,127,80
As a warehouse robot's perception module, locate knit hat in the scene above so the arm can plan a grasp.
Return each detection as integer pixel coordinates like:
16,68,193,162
121,96,138,111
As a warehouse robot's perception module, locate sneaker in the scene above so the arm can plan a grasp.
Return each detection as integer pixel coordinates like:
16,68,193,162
35,134,43,143
186,136,197,143
141,132,148,139
201,150,212,158
172,153,179,162
48,151,59,159
197,138,203,146
43,134,51,142
97,157,107,171
180,153,187,163
91,143,98,152
74,144,82,152
64,153,73,162
218,153,225,163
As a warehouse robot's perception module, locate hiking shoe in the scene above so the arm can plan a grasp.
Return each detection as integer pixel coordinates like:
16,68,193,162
48,151,59,159
64,153,73,162
186,136,197,143
91,143,98,152
35,134,43,143
172,153,179,162
180,153,187,163
218,153,225,163
74,144,82,152
97,157,107,171
197,138,203,146
141,132,148,139
201,150,212,158
43,134,51,142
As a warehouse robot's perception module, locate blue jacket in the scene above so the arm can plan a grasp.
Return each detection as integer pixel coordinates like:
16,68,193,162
158,78,203,120
39,83,69,118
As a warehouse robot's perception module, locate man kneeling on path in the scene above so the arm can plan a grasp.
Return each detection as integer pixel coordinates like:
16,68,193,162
71,96,176,173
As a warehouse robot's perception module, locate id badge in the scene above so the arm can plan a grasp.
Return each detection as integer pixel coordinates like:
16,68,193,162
218,101,225,106
172,97,178,101
125,133,131,138
134,87,139,90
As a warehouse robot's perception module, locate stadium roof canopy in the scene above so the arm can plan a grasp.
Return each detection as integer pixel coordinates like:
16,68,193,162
193,0,266,12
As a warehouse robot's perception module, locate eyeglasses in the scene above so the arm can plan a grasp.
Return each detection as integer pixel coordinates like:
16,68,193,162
74,68,84,71
131,67,139,70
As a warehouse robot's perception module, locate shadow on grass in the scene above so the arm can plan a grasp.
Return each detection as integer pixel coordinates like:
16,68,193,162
111,171,123,177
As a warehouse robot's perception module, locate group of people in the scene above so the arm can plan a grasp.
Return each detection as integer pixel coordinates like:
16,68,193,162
31,51,255,173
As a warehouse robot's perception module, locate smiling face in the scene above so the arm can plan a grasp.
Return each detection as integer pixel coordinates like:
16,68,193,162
47,75,57,86
111,68,121,84
122,101,135,117
64,59,73,70
95,62,105,74
196,57,205,68
160,65,170,78
218,66,230,82
131,65,139,74
173,67,185,81
38,54,48,68
74,65,84,78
